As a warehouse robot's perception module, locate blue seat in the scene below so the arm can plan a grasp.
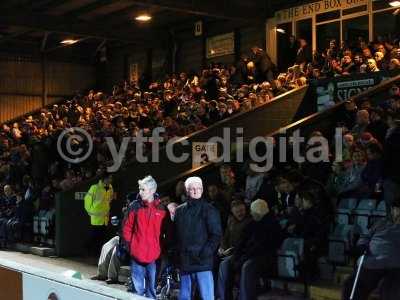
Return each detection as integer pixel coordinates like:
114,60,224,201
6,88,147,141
277,238,304,278
352,199,377,234
328,224,360,265
336,198,358,225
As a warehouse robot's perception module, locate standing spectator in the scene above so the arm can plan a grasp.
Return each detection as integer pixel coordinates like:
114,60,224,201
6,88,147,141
84,173,114,256
174,177,222,300
383,112,400,218
122,176,169,299
296,38,312,66
351,110,370,140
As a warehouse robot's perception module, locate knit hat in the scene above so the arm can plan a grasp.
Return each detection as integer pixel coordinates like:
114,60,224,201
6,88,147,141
250,199,269,220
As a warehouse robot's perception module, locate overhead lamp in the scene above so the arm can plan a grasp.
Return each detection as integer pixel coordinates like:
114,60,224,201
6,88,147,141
135,14,152,22
389,1,400,7
276,28,286,34
60,39,79,45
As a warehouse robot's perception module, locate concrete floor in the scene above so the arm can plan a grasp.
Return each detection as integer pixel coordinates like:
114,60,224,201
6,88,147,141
0,249,128,291
0,250,308,299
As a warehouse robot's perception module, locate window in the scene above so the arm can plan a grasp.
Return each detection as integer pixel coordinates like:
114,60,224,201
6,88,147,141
317,21,340,52
343,15,369,48
373,9,400,40
277,22,294,71
296,18,312,47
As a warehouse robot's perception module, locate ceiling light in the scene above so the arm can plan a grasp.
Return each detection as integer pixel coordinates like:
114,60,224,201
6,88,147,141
60,39,79,45
135,14,152,22
389,1,400,7
276,28,286,34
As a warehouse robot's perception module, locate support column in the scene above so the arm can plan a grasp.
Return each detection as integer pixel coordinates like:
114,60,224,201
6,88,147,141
41,54,47,107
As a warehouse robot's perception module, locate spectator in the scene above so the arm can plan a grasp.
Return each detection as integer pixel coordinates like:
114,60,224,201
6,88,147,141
84,173,114,256
174,177,222,300
352,110,370,140
342,199,400,300
383,111,400,218
122,176,169,299
218,199,252,257
217,199,283,300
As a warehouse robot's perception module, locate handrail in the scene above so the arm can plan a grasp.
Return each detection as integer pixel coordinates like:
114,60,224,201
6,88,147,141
156,74,400,189
64,84,309,192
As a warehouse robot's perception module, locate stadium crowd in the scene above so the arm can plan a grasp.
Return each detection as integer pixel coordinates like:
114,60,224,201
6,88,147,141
0,35,399,299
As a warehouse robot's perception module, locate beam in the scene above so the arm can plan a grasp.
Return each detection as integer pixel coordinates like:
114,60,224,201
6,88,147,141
0,29,35,44
0,10,157,45
125,0,267,23
64,0,114,18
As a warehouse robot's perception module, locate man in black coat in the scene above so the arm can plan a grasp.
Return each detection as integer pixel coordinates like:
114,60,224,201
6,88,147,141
218,199,283,300
174,176,222,300
383,111,400,218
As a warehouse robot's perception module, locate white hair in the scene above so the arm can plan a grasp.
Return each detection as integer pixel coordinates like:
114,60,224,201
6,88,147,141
184,177,203,190
138,175,157,192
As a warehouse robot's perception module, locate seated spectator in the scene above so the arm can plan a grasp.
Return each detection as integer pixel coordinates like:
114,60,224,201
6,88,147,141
207,184,230,229
244,163,264,204
351,110,370,140
218,199,252,257
287,188,330,279
366,108,388,144
0,185,18,248
218,199,283,300
342,199,400,300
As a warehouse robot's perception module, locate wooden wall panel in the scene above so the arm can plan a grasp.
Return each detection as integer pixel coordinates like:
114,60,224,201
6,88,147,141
0,60,42,94
46,62,95,95
0,95,42,123
240,26,266,53
0,56,95,123
177,36,203,73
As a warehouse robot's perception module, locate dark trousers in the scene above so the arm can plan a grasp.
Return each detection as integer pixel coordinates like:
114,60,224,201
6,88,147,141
218,255,273,300
89,225,106,257
342,267,400,300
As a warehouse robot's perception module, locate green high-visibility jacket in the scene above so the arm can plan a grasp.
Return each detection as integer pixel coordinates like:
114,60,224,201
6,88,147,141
84,180,113,226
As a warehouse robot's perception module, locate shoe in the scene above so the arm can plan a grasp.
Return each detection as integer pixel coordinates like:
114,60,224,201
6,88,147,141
90,275,106,281
105,278,120,284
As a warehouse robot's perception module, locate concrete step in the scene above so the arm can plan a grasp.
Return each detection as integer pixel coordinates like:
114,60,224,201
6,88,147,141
270,279,307,295
309,281,380,300
30,246,56,257
258,289,307,300
11,243,56,257
333,266,353,285
309,282,341,300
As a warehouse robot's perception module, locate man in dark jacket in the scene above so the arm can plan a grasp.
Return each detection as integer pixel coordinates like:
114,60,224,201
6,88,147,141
342,199,400,300
122,176,169,299
383,111,400,217
218,199,283,300
174,176,222,300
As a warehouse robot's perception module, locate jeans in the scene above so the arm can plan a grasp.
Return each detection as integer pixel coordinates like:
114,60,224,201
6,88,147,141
130,259,156,299
179,270,214,300
218,255,270,300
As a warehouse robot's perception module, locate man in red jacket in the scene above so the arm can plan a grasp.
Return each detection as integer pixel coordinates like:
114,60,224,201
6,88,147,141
122,175,169,299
